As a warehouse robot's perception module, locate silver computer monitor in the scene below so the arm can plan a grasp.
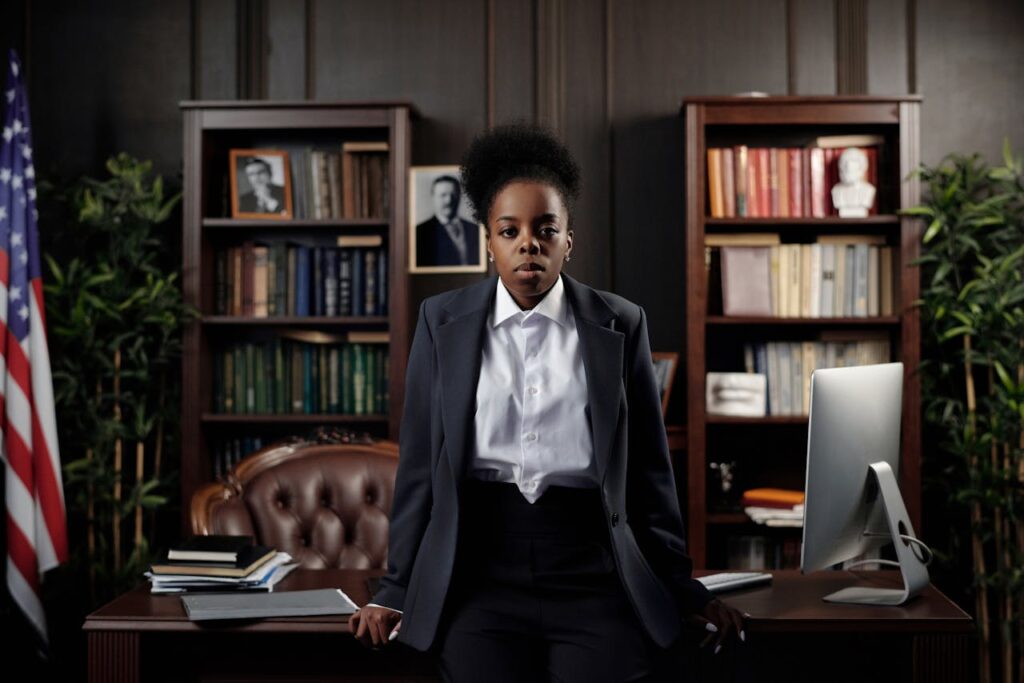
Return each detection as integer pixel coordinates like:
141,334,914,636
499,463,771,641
800,362,929,605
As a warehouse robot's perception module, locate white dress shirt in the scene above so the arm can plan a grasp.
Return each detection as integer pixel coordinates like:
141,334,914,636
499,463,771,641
470,274,596,502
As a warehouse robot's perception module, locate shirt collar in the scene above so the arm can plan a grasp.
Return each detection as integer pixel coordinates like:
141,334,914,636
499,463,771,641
492,273,569,328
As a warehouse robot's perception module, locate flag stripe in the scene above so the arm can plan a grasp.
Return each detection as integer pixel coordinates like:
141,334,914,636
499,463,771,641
6,556,46,638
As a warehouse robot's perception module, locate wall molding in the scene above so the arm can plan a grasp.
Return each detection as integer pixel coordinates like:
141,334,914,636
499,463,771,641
535,0,566,133
836,0,868,94
237,0,267,99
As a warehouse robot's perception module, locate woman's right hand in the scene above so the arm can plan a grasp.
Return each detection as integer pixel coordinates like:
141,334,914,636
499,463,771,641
349,605,402,648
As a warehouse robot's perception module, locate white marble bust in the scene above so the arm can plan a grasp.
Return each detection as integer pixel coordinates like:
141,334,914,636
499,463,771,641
831,147,876,218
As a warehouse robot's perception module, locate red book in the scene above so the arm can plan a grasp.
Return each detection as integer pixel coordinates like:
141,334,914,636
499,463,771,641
768,148,780,217
757,148,770,217
733,145,748,217
722,148,736,217
824,148,839,215
746,148,760,217
789,148,803,218
801,148,812,217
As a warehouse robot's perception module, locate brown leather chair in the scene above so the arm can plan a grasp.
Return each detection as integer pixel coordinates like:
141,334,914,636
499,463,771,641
190,440,399,569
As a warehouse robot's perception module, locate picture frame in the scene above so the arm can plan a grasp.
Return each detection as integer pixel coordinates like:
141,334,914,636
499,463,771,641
229,149,293,220
651,352,679,417
408,165,486,273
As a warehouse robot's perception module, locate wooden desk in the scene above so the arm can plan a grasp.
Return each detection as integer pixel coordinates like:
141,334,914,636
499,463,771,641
692,569,974,683
84,569,973,683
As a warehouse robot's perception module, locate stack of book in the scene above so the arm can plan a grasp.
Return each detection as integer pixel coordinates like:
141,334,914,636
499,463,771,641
147,535,297,594
705,134,883,218
215,236,387,318
708,233,897,318
271,142,389,220
742,488,805,528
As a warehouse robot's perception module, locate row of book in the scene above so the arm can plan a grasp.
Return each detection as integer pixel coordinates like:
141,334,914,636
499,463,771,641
706,135,883,218
147,536,296,593
213,339,390,416
742,338,892,417
742,488,804,528
291,143,390,220
710,233,897,318
212,436,267,480
215,237,387,317
726,534,802,571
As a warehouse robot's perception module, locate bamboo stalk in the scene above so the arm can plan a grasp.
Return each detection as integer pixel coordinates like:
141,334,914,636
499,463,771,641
964,336,991,683
1001,442,1012,683
988,365,1007,683
134,441,144,552
112,348,122,575
147,371,166,548
1017,355,1023,683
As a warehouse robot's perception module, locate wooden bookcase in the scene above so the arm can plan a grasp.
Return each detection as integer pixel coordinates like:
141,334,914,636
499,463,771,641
682,96,922,569
180,101,412,519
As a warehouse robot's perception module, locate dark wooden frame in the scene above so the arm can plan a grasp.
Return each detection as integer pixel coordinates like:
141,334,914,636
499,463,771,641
180,101,413,526
651,351,679,418
682,96,922,568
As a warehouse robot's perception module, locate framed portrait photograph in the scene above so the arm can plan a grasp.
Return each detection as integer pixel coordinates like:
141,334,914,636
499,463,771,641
651,352,679,417
229,149,293,220
408,165,486,273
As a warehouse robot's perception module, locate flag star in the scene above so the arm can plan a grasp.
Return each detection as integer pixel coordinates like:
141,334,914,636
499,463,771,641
0,168,9,183
17,305,28,321
27,187,36,201
31,209,37,221
21,144,31,160
19,251,27,265
24,165,34,179
12,119,22,134
4,89,13,103
11,61,19,77
0,207,6,221
11,175,22,189
9,286,20,301
2,127,10,142
12,228,21,244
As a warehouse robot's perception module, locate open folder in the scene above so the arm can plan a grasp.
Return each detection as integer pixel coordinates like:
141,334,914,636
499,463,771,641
181,588,359,621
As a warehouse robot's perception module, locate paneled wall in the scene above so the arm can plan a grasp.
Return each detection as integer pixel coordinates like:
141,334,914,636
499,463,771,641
9,0,1024,424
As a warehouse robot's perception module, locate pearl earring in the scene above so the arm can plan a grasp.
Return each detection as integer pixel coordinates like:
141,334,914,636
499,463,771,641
564,254,571,262
488,254,495,263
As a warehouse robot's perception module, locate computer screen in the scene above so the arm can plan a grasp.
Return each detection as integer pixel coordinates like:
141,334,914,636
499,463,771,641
801,362,903,572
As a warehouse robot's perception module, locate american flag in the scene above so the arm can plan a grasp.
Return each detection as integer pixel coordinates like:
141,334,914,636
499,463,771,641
1,49,67,645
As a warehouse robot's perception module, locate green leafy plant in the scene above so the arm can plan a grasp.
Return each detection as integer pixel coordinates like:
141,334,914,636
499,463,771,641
43,154,195,605
907,141,1024,683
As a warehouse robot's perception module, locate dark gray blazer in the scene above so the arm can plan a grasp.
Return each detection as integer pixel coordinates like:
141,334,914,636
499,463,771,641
373,274,713,651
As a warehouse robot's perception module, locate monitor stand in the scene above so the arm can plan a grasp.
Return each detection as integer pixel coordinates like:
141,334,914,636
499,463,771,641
822,461,930,606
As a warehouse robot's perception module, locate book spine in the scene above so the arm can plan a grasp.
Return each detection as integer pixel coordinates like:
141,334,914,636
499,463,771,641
324,248,339,316
215,249,227,315
879,246,894,316
769,245,780,317
338,248,353,316
342,344,354,414
707,149,722,218
757,148,770,217
809,243,822,318
232,246,243,315
799,244,811,318
303,345,313,414
313,246,324,316
286,246,297,316
253,246,269,318
327,152,342,219
365,249,377,316
777,245,789,317
266,244,277,316
377,247,388,316
353,344,366,414
733,145,748,217
245,344,256,413
318,344,328,414
746,148,759,218
274,339,285,413
833,244,847,317
296,246,311,316
291,343,304,413
787,244,801,319
789,149,802,218
721,148,736,217
853,244,869,317
352,248,364,316
768,147,779,217
777,148,789,218
790,342,803,416
820,244,835,318
329,346,340,413
809,148,826,218
844,245,856,317
867,245,880,317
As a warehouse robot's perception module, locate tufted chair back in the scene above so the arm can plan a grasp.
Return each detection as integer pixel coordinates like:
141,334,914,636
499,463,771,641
190,440,398,569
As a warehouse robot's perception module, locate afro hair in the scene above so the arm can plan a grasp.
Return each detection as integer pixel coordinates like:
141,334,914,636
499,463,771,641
459,123,581,227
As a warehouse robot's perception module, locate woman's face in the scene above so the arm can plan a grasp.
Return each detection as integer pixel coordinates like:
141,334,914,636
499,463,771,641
487,180,573,310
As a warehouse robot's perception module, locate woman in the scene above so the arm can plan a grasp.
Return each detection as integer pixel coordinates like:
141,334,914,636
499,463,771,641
350,124,746,681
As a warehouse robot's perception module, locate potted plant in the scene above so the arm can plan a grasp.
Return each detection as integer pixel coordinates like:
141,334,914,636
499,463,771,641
44,153,195,606
907,141,1023,683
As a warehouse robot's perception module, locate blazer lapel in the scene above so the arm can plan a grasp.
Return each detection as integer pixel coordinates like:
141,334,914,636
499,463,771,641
436,278,496,486
563,275,624,484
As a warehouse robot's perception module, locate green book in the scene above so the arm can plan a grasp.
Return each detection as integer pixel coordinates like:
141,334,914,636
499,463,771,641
245,344,256,413
362,344,374,413
222,349,234,414
253,344,265,413
233,346,245,415
328,347,340,413
381,351,389,414
286,245,297,316
290,343,304,413
342,344,354,414
353,343,366,415
303,345,313,414
318,345,329,414
274,339,285,414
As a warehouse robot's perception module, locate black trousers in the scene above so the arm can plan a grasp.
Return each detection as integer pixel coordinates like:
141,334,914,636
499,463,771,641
434,480,681,683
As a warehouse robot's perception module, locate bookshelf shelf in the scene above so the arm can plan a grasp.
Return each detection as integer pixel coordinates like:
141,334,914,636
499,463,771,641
706,316,899,326
201,414,389,425
706,415,808,425
181,101,412,526
705,216,900,227
202,218,389,230
684,96,922,570
202,316,390,327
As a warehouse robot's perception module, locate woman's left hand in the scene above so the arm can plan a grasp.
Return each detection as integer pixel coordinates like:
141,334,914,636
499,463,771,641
690,598,749,654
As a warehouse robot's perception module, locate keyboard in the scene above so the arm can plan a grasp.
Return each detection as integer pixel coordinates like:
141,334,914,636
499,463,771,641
696,571,772,593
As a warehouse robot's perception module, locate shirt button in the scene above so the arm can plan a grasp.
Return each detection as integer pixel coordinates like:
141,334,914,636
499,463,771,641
528,386,539,395
524,432,537,442
525,482,538,491
611,512,620,527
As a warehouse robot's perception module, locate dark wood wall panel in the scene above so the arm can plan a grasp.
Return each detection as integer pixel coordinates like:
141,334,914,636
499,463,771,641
493,0,536,124
917,0,1024,166
609,0,788,362
28,0,191,179
789,0,836,94
561,0,611,291
196,0,239,100
866,0,909,95
266,0,308,100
